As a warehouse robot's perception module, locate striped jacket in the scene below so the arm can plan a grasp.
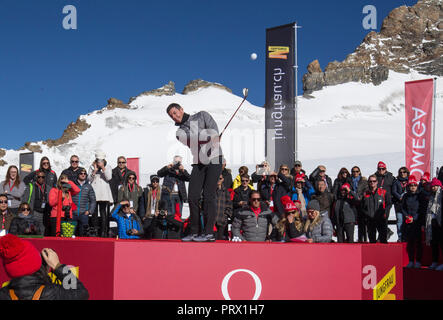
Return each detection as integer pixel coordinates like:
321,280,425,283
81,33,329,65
72,181,97,216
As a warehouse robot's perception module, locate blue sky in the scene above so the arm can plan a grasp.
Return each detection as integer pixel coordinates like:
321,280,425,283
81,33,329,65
0,0,417,149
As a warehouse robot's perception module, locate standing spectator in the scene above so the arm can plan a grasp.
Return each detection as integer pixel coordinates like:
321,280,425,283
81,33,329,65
274,195,305,242
374,161,395,239
0,194,15,233
309,165,333,193
221,159,233,190
402,176,423,268
251,161,271,191
272,165,294,217
61,155,85,182
88,151,113,237
71,168,96,237
310,180,334,219
110,156,134,204
139,175,164,220
0,235,89,300
233,174,254,213
333,184,358,243
361,175,390,243
22,171,51,236
23,157,57,188
290,173,315,217
111,200,144,240
438,166,443,187
232,166,254,190
9,203,44,236
214,175,233,240
419,172,431,192
350,166,369,242
48,175,80,236
260,173,278,213
231,191,278,242
117,172,143,215
0,166,26,215
392,167,410,242
157,155,190,216
290,160,307,178
425,178,443,270
332,168,352,199
304,200,333,243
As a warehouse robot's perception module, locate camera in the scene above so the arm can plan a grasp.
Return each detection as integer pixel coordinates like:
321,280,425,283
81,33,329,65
126,229,134,236
158,210,167,218
62,205,71,215
172,161,181,170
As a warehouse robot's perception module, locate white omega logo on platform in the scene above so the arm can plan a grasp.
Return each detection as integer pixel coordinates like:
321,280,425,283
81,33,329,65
221,269,262,300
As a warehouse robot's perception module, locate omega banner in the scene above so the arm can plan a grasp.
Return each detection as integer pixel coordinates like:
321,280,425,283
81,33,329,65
405,79,435,178
265,23,296,170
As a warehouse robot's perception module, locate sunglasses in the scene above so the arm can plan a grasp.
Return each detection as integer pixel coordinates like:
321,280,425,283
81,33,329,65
118,162,126,164
378,168,386,170
295,165,301,167
352,171,360,173
320,170,326,173
128,177,136,180
369,180,377,183
37,175,45,178
42,162,50,165
241,180,249,183
281,168,289,171
71,160,79,163
251,198,261,202
21,208,30,212
410,184,418,187
79,172,87,175
0,201,8,204
400,171,407,174
152,180,159,183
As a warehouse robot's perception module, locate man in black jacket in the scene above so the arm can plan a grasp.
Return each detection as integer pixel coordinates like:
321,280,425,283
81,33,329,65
374,161,395,240
309,165,333,193
157,155,190,217
110,156,135,204
61,155,85,183
0,235,89,300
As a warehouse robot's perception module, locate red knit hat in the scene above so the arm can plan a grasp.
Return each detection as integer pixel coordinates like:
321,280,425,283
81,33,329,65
280,195,299,213
431,178,443,188
340,183,351,191
421,172,431,183
295,174,305,183
377,161,387,169
408,175,418,186
0,234,42,278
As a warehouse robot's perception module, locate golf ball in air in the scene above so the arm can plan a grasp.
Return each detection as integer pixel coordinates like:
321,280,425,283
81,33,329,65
250,53,257,60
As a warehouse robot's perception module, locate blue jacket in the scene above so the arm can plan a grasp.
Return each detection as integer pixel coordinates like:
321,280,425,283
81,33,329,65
291,181,315,206
111,204,144,239
72,181,96,216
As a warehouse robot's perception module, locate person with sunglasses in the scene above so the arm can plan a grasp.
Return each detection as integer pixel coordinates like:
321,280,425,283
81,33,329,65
0,194,14,234
111,200,144,240
350,166,369,242
361,174,391,243
332,168,352,199
274,196,305,242
0,166,26,215
304,200,333,243
117,172,143,215
71,169,96,237
61,155,85,183
214,175,233,240
231,191,278,242
233,174,254,215
373,161,395,240
392,167,410,242
23,157,57,189
110,156,134,205
9,203,44,236
309,165,333,193
22,171,51,236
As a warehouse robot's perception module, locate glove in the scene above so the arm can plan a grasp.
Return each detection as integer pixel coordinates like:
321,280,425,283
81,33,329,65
231,236,243,242
405,215,414,224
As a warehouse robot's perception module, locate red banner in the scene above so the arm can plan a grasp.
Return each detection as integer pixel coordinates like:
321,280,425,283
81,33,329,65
126,158,140,184
405,79,434,178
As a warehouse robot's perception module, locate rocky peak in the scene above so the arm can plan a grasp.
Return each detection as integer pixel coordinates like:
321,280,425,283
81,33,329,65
43,118,91,148
182,79,232,95
303,0,442,95
129,81,176,103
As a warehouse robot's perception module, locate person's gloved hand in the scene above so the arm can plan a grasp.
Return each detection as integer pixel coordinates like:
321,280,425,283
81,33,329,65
231,236,242,242
405,215,414,224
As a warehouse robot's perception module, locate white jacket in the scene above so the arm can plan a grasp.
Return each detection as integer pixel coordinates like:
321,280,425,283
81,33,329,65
88,164,113,202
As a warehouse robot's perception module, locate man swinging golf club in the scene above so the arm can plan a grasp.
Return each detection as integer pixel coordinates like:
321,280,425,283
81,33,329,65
167,90,247,242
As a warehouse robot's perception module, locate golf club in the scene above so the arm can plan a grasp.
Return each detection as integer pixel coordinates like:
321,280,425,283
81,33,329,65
219,88,249,139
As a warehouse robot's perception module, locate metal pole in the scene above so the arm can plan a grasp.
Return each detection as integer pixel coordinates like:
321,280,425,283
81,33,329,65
431,77,437,178
294,23,299,162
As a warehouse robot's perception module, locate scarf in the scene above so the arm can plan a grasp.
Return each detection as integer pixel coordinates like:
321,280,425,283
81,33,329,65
426,187,442,245
292,188,307,218
351,176,361,192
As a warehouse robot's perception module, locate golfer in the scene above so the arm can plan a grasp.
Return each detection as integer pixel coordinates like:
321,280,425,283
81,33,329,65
167,103,223,242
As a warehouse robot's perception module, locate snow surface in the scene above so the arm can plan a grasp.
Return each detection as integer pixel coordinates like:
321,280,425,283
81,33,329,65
1,70,442,240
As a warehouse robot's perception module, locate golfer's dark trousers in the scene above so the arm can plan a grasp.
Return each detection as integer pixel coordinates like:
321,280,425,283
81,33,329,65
188,163,223,235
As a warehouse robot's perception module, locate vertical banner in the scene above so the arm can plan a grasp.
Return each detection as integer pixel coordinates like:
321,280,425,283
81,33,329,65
127,158,140,184
19,152,34,180
405,79,434,178
265,23,296,171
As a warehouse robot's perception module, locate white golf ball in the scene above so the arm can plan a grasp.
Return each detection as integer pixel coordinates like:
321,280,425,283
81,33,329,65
250,53,257,60
72,235,76,238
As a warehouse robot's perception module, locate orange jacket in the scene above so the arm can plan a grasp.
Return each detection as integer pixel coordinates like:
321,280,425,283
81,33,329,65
48,181,80,218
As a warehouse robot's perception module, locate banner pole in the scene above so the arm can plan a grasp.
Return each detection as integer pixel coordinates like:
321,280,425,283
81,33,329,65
294,23,299,162
432,77,437,178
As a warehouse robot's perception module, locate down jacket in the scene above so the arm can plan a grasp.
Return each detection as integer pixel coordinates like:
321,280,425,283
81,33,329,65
231,203,278,242
71,181,96,216
305,212,334,243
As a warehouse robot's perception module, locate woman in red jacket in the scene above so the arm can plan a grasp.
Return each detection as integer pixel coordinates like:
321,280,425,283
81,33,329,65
48,174,80,236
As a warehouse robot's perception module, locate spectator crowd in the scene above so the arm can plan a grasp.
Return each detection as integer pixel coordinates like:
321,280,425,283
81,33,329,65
0,153,443,270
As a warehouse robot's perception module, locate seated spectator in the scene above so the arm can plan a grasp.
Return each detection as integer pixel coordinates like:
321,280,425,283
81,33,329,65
23,157,57,189
310,180,334,219
9,203,44,236
333,183,358,243
61,155,85,182
233,174,254,213
425,178,443,270
214,175,233,240
0,194,14,234
117,172,143,214
402,176,423,268
71,169,96,237
290,160,306,178
274,195,305,242
290,173,315,217
0,235,89,300
231,191,278,242
111,200,144,240
309,165,333,193
232,166,253,190
332,168,352,199
143,200,183,240
304,200,333,243
0,166,26,215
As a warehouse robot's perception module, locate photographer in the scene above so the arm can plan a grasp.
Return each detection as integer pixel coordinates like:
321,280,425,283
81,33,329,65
111,200,144,239
9,203,44,236
48,175,80,237
88,151,113,237
157,155,190,216
143,200,183,240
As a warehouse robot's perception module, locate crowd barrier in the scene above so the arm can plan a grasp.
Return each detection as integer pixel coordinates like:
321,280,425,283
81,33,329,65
0,238,405,300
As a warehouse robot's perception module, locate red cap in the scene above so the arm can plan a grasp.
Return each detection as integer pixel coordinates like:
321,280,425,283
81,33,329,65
377,161,387,169
340,183,351,191
295,174,305,183
280,195,299,213
408,175,418,186
421,172,431,183
431,178,443,188
0,234,42,278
